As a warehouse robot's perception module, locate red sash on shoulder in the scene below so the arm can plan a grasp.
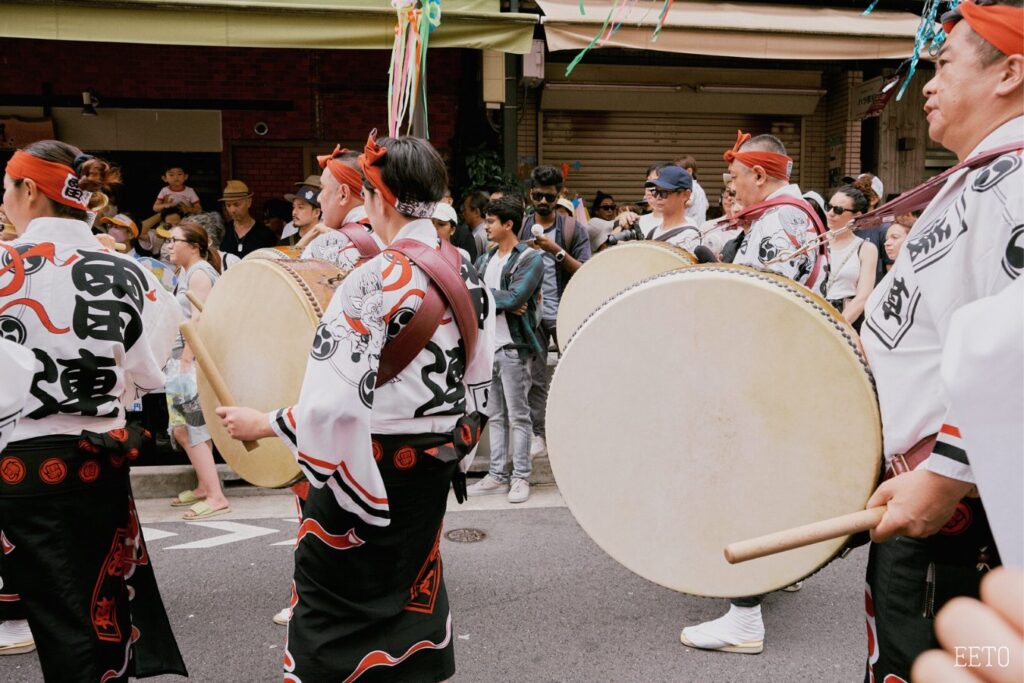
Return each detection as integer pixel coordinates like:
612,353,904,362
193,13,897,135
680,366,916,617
375,239,478,387
852,141,1023,229
338,223,381,265
731,195,828,290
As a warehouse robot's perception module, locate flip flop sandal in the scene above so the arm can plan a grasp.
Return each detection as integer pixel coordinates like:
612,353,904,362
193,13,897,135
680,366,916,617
183,501,231,520
171,490,205,507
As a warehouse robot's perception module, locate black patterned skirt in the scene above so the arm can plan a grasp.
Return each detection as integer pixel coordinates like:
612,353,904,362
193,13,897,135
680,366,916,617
0,430,187,682
285,434,459,682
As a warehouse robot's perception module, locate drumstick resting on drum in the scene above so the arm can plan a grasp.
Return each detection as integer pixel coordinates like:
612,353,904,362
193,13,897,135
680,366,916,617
724,506,886,564
179,321,258,451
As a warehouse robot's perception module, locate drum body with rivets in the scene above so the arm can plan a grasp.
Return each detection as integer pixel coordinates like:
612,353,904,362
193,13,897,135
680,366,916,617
556,241,694,351
244,246,305,261
547,265,881,597
195,258,345,488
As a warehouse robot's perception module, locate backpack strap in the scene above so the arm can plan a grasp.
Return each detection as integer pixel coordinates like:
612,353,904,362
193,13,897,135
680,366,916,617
375,239,478,387
561,216,576,253
338,223,381,265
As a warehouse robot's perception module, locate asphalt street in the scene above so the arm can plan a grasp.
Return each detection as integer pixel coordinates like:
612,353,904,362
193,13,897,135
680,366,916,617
1,488,868,682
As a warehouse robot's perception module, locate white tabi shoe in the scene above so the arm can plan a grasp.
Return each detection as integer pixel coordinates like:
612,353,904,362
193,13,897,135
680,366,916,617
529,435,547,460
0,620,35,655
680,605,765,655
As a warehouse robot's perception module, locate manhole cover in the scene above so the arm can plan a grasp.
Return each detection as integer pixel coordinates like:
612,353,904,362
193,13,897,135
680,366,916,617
445,528,487,543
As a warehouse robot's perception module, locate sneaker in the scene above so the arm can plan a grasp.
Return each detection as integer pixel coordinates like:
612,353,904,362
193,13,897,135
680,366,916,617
679,605,764,654
508,478,531,504
272,608,291,626
466,474,509,497
529,435,547,460
782,581,804,593
0,620,34,655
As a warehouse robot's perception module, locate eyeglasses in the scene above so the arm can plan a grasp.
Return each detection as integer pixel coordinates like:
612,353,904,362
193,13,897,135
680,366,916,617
826,204,855,216
531,191,558,203
650,189,680,200
597,204,617,211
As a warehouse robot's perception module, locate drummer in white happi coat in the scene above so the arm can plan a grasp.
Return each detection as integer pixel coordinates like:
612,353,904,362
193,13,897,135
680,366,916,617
725,132,829,297
217,132,495,682
680,131,828,655
298,146,384,269
859,3,1023,678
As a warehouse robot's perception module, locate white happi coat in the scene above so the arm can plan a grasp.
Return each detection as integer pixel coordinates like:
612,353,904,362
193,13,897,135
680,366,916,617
271,219,496,526
733,184,828,297
941,277,1024,567
862,116,1023,483
300,206,382,270
0,338,34,450
2,218,181,441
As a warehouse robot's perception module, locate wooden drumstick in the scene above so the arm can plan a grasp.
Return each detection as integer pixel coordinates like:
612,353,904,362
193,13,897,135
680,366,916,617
724,506,886,564
178,320,258,452
185,290,204,313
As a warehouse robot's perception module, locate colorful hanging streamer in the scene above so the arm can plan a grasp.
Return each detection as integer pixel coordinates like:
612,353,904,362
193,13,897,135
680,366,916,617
863,0,957,100
388,0,442,138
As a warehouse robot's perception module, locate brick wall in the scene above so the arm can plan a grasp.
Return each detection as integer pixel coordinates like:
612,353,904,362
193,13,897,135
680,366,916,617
1,39,466,213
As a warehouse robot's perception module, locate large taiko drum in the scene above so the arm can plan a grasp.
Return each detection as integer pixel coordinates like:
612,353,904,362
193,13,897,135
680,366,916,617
195,257,345,488
546,265,882,597
556,241,695,351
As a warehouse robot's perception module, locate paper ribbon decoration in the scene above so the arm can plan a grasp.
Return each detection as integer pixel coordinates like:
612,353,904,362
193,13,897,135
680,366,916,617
388,0,442,137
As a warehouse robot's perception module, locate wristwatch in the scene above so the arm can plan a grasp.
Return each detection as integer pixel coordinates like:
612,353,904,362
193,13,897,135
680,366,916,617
554,249,567,263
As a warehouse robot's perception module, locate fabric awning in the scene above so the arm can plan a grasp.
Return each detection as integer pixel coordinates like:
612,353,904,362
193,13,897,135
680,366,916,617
538,0,920,60
0,0,538,53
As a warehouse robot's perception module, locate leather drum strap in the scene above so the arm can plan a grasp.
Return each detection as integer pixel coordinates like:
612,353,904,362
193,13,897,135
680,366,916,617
375,239,478,387
733,195,829,290
338,223,381,264
853,142,1023,230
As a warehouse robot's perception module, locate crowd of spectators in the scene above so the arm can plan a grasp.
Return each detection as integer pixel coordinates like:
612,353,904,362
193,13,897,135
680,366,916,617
0,149,915,510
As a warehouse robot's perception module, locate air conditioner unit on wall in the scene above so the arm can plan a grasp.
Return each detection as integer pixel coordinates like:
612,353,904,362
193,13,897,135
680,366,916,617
522,39,544,88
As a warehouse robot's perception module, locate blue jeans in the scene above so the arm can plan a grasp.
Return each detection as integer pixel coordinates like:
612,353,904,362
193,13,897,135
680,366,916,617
488,348,533,482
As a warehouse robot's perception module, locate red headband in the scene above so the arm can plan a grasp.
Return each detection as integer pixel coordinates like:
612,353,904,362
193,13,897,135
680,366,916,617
317,144,364,197
5,150,93,211
723,130,794,181
943,1,1024,57
357,130,398,208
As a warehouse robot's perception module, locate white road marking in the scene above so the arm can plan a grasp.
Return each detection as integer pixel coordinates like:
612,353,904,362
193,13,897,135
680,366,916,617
141,526,178,541
166,521,278,549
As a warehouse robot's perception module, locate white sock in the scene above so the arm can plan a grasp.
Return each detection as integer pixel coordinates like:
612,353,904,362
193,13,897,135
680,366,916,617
682,604,764,647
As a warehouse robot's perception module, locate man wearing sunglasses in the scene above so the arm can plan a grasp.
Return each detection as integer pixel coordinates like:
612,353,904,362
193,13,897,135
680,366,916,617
644,165,701,250
857,1,1023,680
518,165,592,460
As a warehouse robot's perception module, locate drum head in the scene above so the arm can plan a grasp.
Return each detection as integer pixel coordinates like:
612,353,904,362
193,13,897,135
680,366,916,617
197,259,339,488
547,265,881,597
556,241,694,351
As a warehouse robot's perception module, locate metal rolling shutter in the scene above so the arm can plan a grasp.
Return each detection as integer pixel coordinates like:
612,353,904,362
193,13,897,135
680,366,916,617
541,111,802,213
